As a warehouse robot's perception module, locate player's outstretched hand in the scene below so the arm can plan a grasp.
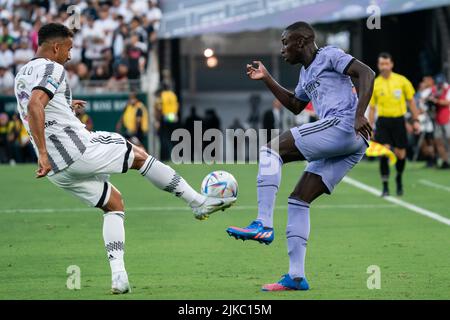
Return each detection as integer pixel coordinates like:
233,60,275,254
354,115,372,140
246,61,268,80
36,153,52,178
72,100,87,110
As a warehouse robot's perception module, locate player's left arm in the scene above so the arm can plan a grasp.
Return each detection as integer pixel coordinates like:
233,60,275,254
345,59,376,139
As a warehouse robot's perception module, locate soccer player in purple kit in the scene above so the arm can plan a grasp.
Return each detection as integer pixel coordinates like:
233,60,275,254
226,21,375,291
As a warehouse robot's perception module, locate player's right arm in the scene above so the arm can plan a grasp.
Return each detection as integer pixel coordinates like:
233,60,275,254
28,89,52,178
246,61,308,115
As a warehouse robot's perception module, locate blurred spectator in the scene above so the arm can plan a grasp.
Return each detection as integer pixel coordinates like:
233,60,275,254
203,109,221,159
0,0,164,164
13,37,34,72
0,112,13,163
107,63,130,92
229,117,245,162
145,0,162,30
184,106,202,162
247,94,261,129
0,0,163,95
125,33,146,90
0,23,14,48
129,16,147,48
30,19,42,52
428,74,450,169
155,84,179,160
76,62,90,81
9,112,35,163
112,20,128,61
82,15,105,69
204,109,221,131
416,76,437,167
262,99,284,141
91,64,110,82
66,64,80,91
0,42,13,70
184,105,201,135
93,4,118,48
116,92,148,147
0,64,14,94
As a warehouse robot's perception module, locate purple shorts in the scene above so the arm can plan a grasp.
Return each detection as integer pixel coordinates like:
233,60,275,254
290,117,369,194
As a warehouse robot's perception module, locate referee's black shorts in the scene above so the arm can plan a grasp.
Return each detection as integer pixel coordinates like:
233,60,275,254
375,116,408,149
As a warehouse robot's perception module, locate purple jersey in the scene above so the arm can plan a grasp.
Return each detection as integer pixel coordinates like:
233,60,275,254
295,46,357,130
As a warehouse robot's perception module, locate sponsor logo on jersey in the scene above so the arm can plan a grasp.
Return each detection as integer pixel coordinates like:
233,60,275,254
44,120,57,128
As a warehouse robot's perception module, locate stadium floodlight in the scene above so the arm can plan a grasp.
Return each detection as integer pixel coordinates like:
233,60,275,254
203,48,214,58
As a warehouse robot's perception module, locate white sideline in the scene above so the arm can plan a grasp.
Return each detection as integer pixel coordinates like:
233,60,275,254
419,179,450,193
343,176,450,227
0,203,396,214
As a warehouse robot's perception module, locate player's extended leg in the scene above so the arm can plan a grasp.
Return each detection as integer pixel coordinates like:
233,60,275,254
226,131,304,244
129,145,236,220
262,172,327,291
101,185,130,294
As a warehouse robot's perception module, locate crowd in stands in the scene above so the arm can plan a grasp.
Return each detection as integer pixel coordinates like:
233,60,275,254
0,0,162,94
415,74,450,169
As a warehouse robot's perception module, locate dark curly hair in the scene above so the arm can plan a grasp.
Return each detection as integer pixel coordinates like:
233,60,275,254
38,23,74,46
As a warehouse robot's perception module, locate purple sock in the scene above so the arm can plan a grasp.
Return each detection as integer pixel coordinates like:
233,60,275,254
286,198,310,279
256,147,283,228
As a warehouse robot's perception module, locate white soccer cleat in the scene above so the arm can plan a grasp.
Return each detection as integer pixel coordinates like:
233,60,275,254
111,271,131,294
191,196,237,220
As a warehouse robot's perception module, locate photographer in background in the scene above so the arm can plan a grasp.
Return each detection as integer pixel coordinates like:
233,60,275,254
428,74,450,169
116,92,148,148
416,76,437,167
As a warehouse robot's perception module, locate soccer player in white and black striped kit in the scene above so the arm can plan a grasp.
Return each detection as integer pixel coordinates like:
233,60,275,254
14,23,235,294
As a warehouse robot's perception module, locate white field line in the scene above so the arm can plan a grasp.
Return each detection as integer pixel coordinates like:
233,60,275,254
343,176,450,227
0,203,396,214
418,179,450,193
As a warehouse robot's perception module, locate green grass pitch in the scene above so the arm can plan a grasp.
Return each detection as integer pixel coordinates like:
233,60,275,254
0,161,449,299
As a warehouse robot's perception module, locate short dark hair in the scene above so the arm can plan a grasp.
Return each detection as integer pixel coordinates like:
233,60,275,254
38,23,73,46
285,21,315,41
378,52,393,62
131,16,141,24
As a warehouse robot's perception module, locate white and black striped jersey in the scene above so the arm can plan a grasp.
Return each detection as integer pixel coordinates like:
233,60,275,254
14,57,91,175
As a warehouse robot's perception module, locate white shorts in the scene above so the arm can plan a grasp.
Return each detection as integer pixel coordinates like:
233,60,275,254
48,131,135,208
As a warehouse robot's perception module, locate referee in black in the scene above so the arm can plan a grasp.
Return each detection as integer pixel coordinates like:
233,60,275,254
368,53,421,196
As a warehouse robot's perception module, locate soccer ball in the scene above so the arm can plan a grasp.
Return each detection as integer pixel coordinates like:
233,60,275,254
201,170,238,198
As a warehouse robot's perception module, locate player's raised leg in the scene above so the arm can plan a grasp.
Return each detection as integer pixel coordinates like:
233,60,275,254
130,145,236,220
101,185,131,294
226,131,304,244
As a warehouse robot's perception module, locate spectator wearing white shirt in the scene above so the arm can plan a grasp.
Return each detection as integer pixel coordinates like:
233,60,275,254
146,0,162,30
0,42,13,70
13,38,34,72
0,64,14,94
82,15,105,68
130,16,147,52
66,65,80,93
131,0,149,16
112,20,128,61
93,5,118,48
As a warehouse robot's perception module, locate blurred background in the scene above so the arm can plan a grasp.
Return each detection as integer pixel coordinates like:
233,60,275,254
0,0,449,165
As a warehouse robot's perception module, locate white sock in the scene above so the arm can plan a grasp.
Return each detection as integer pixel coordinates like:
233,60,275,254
139,155,205,207
103,211,126,274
